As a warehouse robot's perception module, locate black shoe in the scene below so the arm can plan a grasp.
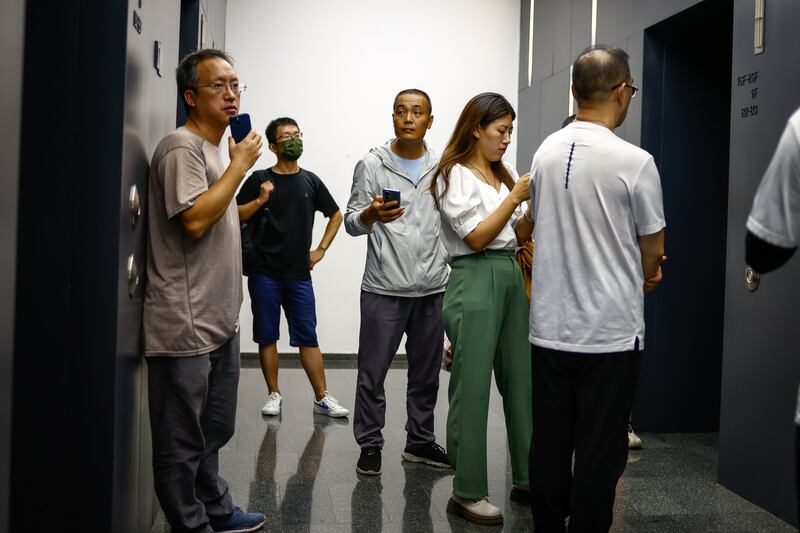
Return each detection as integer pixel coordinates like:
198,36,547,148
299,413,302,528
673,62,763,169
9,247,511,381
401,442,451,468
356,446,381,475
510,485,531,505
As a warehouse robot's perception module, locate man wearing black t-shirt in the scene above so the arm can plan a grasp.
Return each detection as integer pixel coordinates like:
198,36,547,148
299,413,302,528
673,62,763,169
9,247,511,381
237,117,349,418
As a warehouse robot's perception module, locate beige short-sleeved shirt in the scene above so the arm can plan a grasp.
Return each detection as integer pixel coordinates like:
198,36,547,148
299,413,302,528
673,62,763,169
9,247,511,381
143,126,243,356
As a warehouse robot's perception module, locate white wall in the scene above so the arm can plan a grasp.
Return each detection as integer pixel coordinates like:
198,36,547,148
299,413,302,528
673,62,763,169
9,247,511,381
226,0,521,354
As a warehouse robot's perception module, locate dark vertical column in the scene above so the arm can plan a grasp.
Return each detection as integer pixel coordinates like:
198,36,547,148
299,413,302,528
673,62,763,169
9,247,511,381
12,0,83,525
177,0,200,127
634,0,732,432
12,0,128,529
0,0,26,529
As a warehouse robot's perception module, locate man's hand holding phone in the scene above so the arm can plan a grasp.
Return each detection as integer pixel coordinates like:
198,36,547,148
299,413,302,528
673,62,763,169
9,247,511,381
364,193,404,225
228,130,262,176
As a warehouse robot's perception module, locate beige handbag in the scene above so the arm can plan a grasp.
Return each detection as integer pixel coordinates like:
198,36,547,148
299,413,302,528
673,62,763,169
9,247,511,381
515,240,534,301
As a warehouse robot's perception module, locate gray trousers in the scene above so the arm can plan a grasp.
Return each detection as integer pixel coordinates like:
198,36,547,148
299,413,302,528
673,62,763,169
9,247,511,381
147,332,240,533
353,291,444,449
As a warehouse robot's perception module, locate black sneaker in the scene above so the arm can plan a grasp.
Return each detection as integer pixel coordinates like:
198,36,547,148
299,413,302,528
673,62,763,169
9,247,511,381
510,485,531,505
356,446,381,475
401,442,450,468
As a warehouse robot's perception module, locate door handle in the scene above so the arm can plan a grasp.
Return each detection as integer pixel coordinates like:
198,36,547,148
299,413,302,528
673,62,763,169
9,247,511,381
129,184,141,228
745,265,760,292
127,253,139,298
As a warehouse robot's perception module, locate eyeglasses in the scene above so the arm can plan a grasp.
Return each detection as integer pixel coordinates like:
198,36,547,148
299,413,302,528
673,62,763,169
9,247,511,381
196,82,247,95
611,82,639,98
276,132,303,141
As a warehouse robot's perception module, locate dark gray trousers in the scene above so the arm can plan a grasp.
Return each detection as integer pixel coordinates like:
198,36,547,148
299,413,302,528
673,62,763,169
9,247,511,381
353,291,444,449
147,332,240,533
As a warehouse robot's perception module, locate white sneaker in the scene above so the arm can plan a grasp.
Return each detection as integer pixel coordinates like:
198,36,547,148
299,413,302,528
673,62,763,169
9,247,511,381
261,392,282,416
446,494,503,525
628,423,642,449
313,391,350,418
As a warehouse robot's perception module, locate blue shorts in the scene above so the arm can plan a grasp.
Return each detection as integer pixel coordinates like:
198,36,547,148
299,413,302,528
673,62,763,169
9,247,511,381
247,274,319,347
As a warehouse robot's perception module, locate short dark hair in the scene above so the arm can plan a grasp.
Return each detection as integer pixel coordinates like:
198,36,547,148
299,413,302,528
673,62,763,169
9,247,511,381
393,88,433,114
176,49,234,114
266,117,299,144
572,45,631,102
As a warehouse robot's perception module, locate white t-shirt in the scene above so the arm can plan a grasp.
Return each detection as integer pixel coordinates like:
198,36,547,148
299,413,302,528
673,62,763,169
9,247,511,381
746,108,800,248
528,121,666,353
437,163,525,258
745,108,800,423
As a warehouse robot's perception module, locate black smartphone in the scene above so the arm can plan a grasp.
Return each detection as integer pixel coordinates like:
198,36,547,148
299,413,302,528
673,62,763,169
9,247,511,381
229,113,251,143
382,188,401,205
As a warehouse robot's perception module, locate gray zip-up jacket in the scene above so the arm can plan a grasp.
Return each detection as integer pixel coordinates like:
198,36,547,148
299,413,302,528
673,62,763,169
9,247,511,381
344,140,449,297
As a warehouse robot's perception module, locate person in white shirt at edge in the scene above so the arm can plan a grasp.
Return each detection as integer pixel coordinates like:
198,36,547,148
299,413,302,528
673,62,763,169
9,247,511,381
527,45,666,533
430,92,534,526
745,106,800,516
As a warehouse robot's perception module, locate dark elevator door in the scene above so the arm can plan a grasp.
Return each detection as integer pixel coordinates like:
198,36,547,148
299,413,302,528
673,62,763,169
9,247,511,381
635,0,733,432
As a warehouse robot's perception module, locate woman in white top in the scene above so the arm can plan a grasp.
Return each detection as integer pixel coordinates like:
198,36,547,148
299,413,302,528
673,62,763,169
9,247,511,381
429,93,533,525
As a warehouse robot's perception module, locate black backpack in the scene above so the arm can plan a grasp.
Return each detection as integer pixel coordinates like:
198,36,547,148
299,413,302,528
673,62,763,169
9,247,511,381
240,173,271,276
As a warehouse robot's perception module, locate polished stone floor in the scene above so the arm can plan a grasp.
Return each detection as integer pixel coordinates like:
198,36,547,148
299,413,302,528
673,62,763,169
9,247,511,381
152,363,797,532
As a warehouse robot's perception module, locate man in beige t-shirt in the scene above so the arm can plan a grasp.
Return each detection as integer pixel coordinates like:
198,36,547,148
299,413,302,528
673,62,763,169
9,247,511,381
143,49,265,533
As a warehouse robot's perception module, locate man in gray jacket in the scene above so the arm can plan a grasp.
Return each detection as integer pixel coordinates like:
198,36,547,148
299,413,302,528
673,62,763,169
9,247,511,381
345,89,450,476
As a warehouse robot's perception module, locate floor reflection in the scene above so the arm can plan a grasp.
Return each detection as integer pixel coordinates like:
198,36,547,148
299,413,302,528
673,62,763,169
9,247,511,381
352,476,382,532
148,367,796,533
248,413,349,531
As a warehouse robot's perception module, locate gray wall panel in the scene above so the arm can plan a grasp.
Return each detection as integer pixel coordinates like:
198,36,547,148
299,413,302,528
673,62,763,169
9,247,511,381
532,0,572,84
0,1,25,530
201,0,227,50
551,0,574,76
719,0,800,525
640,0,704,29
521,0,705,168
531,0,556,84
594,0,636,45
517,84,542,173
539,68,571,141
570,0,591,61
520,0,532,90
596,0,702,44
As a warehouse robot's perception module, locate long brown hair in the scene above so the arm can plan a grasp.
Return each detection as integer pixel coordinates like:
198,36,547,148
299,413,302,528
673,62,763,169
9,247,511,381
430,92,517,209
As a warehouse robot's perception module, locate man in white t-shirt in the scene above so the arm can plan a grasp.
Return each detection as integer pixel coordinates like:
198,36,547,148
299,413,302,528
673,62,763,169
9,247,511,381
745,106,800,513
527,45,666,532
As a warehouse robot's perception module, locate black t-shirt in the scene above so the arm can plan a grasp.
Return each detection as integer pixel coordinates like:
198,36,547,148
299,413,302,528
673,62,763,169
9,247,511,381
236,168,339,280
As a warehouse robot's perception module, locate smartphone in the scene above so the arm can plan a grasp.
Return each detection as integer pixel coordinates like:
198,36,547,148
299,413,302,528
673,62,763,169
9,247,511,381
229,113,251,143
382,188,401,205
